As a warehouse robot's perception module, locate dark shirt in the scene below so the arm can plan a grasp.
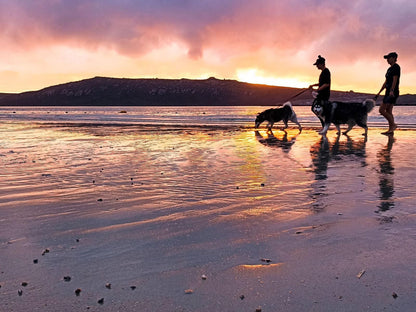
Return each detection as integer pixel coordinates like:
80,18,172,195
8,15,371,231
318,67,331,101
385,63,400,96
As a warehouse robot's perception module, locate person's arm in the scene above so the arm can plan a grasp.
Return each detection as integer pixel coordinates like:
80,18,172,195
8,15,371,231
317,83,330,92
375,80,386,98
309,83,319,89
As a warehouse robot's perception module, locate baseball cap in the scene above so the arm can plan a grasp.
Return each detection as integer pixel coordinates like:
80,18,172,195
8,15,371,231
384,52,398,59
313,55,325,65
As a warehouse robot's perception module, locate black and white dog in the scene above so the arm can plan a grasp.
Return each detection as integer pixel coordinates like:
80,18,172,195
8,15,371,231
311,99,375,136
255,102,302,131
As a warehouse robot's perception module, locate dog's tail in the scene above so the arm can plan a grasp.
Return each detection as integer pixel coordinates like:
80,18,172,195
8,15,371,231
282,101,292,107
283,101,295,115
363,99,375,113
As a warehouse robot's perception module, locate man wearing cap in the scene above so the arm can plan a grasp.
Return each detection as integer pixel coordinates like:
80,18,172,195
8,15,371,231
375,52,400,134
309,55,331,102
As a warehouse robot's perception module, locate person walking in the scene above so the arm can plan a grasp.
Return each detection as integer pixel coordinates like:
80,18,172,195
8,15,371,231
375,52,400,135
309,55,331,102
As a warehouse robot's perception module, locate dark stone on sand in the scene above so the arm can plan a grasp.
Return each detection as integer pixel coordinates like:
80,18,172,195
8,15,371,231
41,248,50,256
130,286,136,290
33,259,38,264
105,283,112,289
63,276,71,282
392,292,398,299
240,295,245,300
18,290,23,296
97,198,103,202
75,288,81,296
76,239,80,242
260,258,272,263
98,298,104,305
261,183,265,187
21,282,28,287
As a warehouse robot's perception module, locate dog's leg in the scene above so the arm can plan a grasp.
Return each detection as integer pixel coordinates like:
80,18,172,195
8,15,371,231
283,121,288,130
335,124,341,135
319,123,330,135
356,120,368,136
282,117,289,130
290,114,302,131
342,122,355,135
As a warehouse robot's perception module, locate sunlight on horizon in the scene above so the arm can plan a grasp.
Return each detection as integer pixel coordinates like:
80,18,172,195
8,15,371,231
237,68,309,89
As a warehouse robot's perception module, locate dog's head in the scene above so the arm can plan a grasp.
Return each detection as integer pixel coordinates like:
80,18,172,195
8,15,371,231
311,100,324,118
255,112,266,128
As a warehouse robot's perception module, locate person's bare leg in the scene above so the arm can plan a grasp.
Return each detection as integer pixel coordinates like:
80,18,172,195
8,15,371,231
379,102,397,133
386,104,397,132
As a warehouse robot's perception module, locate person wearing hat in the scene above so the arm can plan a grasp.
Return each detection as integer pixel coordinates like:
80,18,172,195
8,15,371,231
375,52,400,134
309,55,331,101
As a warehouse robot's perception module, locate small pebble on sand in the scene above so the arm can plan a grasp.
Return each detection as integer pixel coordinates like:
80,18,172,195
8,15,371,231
75,288,81,296
98,298,104,305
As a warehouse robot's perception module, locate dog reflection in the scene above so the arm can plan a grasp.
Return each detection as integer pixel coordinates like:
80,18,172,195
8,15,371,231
310,134,367,180
255,129,300,153
309,135,367,212
377,135,395,212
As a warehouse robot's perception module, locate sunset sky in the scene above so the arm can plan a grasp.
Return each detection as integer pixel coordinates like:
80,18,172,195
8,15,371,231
0,0,415,94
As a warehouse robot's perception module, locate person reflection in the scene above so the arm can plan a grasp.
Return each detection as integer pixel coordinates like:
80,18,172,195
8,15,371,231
377,135,395,211
254,129,300,153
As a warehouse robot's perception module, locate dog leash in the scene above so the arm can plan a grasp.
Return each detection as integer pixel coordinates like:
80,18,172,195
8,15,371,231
274,88,309,108
284,88,309,102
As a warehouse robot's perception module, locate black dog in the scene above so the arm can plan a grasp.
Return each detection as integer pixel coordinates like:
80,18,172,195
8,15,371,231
255,102,302,130
311,99,375,136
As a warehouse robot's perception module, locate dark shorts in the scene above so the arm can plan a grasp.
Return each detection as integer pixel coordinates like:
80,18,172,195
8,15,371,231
383,94,398,104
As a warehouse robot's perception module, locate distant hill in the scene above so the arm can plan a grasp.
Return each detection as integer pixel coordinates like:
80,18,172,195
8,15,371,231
0,76,414,106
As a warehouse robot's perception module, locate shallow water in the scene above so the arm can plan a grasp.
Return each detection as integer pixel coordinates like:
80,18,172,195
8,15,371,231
1,108,416,311
0,105,415,128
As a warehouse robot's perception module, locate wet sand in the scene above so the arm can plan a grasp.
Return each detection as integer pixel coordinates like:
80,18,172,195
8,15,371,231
1,123,416,311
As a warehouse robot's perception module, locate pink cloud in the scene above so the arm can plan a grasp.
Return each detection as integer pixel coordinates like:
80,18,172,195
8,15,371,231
0,0,415,93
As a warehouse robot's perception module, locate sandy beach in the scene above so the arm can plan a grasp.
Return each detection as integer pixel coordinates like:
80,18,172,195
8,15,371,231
1,119,416,311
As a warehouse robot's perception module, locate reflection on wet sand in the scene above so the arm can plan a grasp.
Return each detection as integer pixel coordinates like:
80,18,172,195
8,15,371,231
377,135,395,211
309,134,367,212
254,129,301,153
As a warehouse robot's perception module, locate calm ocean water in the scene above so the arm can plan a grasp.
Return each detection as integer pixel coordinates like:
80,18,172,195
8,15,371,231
0,105,415,128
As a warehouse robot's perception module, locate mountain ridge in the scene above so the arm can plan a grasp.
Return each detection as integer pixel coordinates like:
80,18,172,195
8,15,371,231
0,76,414,106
